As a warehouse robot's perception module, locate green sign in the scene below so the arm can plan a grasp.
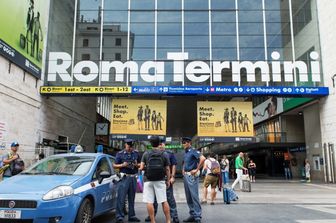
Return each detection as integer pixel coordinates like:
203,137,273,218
146,144,183,150
283,98,313,111
0,0,49,78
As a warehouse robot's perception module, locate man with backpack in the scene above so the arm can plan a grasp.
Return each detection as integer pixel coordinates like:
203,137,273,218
201,153,220,205
182,137,205,223
1,142,25,180
144,139,180,223
140,136,171,223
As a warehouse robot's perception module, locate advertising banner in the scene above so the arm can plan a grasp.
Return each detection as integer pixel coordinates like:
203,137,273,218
197,101,253,137
0,0,49,78
111,99,167,135
253,97,284,124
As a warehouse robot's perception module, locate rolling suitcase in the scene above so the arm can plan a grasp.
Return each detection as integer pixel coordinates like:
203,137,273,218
223,188,238,204
223,188,230,204
242,170,251,192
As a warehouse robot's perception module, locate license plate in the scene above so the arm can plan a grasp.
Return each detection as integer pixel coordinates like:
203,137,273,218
0,210,21,219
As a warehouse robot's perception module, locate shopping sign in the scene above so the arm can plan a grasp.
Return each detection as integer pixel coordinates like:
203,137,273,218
47,51,321,85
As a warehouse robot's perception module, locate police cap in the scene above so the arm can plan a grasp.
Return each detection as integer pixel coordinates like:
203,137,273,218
182,137,192,143
124,138,134,146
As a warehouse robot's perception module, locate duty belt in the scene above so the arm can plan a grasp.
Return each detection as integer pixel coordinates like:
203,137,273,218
120,173,136,178
184,170,200,177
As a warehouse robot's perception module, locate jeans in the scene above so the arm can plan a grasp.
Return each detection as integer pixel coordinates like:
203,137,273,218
183,174,201,220
231,169,243,190
116,176,137,220
222,171,229,185
153,184,179,219
284,168,292,179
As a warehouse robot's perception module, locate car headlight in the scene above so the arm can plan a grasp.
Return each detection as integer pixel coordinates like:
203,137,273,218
43,186,74,201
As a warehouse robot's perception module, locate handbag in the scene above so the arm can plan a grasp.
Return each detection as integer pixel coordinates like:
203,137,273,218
136,173,143,193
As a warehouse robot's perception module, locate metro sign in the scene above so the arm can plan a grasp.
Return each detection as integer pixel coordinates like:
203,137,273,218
47,51,321,84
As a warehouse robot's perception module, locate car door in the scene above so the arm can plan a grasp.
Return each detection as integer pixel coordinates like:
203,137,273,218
108,157,118,210
92,157,113,215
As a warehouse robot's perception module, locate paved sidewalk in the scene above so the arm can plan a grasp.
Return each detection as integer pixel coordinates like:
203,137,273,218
135,179,336,204
94,179,336,223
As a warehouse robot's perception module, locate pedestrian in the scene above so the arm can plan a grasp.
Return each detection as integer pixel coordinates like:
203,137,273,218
305,159,311,182
1,142,25,180
113,139,141,223
140,136,171,223
182,137,205,223
283,159,292,180
220,155,230,186
145,139,180,223
231,152,247,190
201,153,220,205
248,159,257,182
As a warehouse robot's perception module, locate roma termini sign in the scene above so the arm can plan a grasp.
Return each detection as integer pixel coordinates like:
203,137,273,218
47,51,321,83
41,51,328,96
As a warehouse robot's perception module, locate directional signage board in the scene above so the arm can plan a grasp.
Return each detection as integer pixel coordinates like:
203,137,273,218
40,86,329,97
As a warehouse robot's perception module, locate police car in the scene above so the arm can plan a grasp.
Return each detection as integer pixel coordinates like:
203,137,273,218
0,151,120,223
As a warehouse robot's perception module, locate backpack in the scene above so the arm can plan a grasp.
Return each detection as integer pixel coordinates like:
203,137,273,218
11,155,25,176
209,159,220,175
145,151,165,181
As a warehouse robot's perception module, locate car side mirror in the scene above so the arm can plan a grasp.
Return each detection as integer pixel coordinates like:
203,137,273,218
98,171,111,184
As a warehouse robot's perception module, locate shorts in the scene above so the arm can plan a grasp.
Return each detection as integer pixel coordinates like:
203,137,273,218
143,181,167,204
203,174,218,188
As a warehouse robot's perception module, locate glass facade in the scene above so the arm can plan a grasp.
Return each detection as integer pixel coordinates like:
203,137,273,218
46,0,322,88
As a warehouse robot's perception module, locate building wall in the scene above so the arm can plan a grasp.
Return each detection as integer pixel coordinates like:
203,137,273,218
281,115,305,142
316,0,336,182
303,103,323,181
0,54,96,166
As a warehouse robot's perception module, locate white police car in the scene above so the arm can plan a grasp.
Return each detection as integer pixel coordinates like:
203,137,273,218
0,152,120,223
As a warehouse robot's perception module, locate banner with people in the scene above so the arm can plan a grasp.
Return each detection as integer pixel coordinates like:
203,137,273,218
0,0,49,78
110,99,167,135
197,101,253,137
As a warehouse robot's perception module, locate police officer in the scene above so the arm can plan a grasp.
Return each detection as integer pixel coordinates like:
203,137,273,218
145,139,180,223
182,137,205,223
113,139,141,223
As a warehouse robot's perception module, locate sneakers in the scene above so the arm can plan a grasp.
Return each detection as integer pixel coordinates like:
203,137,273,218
116,219,124,223
210,201,215,205
201,200,207,204
145,216,151,222
195,219,201,223
183,216,195,222
173,218,180,223
128,216,141,222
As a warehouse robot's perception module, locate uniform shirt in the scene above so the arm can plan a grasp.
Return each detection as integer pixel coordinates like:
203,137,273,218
183,147,201,172
165,150,177,166
115,150,140,174
165,150,177,175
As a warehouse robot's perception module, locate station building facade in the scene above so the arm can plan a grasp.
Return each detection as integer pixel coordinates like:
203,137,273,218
1,0,336,182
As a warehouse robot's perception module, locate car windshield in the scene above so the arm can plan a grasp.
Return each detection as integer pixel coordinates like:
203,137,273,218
23,156,95,176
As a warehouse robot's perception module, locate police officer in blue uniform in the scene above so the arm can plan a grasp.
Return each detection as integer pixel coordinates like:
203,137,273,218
182,137,205,223
113,139,141,223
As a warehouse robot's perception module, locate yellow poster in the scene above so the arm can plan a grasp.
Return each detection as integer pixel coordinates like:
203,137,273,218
197,101,253,137
111,99,167,135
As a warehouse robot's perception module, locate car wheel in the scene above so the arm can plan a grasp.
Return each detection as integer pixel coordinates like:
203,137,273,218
75,198,93,223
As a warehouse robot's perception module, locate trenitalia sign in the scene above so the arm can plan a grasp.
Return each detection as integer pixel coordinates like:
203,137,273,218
42,51,329,96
